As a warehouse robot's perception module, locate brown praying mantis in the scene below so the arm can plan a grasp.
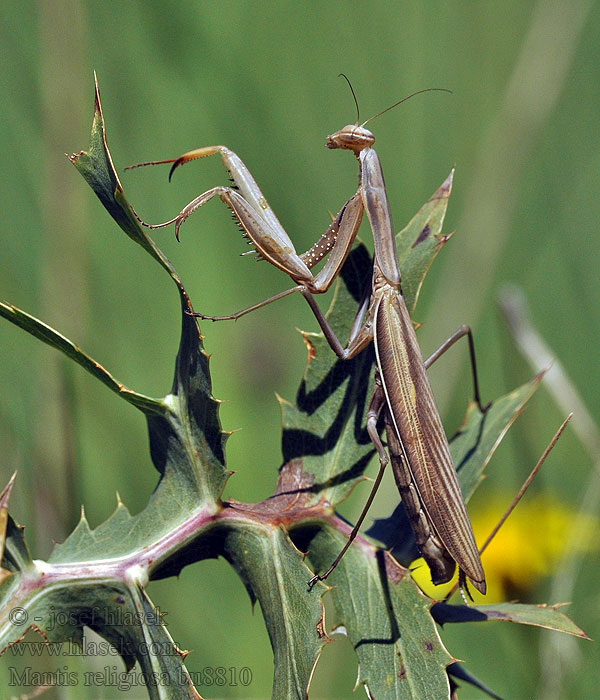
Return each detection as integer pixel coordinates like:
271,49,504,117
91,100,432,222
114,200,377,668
128,90,488,595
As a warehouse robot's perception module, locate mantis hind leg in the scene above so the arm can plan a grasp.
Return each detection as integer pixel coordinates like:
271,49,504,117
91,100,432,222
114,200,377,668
423,325,489,413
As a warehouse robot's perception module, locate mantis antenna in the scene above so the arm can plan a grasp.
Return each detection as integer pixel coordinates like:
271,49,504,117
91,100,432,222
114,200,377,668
337,73,451,128
338,73,361,123
361,87,453,127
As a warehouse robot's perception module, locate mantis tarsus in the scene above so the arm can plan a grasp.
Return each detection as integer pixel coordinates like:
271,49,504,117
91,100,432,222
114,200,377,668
129,96,488,595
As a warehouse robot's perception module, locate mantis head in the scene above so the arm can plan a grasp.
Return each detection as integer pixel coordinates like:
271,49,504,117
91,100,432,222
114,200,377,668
326,124,375,153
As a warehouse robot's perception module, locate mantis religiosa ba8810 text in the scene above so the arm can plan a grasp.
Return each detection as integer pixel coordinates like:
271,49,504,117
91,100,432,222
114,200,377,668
129,89,488,595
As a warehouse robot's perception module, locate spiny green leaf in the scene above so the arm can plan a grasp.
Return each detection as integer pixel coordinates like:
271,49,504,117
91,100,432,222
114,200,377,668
49,501,154,563
220,520,326,700
280,245,375,509
147,294,229,505
130,586,203,699
396,168,455,314
307,530,452,699
0,580,202,699
472,602,589,638
432,601,589,639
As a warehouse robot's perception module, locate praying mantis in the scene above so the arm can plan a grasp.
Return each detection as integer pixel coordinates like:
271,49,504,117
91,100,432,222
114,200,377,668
129,91,488,595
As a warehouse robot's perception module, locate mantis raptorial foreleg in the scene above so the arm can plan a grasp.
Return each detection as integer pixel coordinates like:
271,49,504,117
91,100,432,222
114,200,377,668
128,146,364,299
130,110,488,595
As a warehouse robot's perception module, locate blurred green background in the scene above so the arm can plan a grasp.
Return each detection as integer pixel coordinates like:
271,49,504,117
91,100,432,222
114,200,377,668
1,1,598,698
